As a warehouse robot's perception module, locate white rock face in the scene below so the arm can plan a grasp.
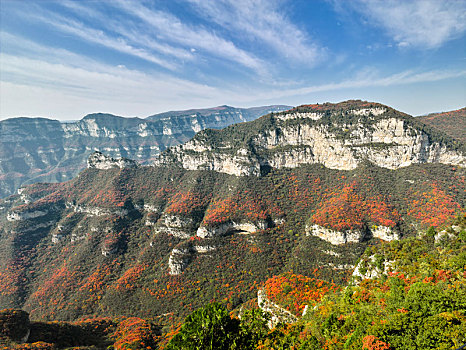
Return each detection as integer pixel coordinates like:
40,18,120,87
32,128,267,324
157,214,194,239
154,111,465,176
326,262,355,270
257,289,298,329
308,224,400,245
197,220,268,238
276,111,323,121
7,209,48,221
87,151,138,170
371,225,400,241
352,255,394,281
66,202,128,217
52,233,64,244
168,248,191,275
434,230,456,243
306,224,366,245
167,242,217,275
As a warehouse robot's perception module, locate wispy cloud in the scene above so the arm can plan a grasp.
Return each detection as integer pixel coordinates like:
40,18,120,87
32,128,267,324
24,11,179,70
248,68,466,101
185,0,325,65
109,0,265,74
0,34,227,119
57,0,195,62
338,0,466,49
2,32,463,120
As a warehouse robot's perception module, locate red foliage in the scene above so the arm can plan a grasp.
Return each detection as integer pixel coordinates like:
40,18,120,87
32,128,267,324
407,183,463,227
312,182,400,231
165,191,211,215
362,335,390,350
111,317,157,350
264,272,340,316
114,264,148,291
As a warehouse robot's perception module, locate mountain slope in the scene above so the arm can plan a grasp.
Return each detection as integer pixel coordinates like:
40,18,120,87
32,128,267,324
417,107,466,143
0,105,291,199
0,101,464,325
155,100,465,176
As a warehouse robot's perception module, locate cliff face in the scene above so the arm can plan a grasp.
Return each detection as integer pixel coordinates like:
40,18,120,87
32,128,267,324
0,105,290,198
154,102,465,176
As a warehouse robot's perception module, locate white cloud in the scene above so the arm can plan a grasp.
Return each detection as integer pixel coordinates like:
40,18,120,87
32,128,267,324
58,0,196,62
24,12,179,70
244,68,466,101
185,0,325,65
344,0,466,48
109,0,265,74
2,33,464,120
0,36,230,119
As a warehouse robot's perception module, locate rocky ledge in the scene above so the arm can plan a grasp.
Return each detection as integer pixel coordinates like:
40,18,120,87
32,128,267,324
154,102,466,176
306,224,399,245
197,220,268,238
87,151,139,170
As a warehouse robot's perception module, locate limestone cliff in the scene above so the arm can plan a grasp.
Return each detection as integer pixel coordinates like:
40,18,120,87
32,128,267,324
154,101,465,175
87,151,138,170
0,105,290,198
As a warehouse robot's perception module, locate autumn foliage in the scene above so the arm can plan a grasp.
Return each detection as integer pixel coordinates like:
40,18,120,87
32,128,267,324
312,182,400,230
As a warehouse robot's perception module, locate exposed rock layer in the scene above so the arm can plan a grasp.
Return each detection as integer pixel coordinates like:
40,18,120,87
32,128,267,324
155,102,465,175
0,105,290,198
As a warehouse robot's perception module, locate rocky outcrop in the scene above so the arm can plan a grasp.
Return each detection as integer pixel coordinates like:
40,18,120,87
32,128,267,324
87,151,138,170
168,248,192,275
307,224,399,245
7,209,49,221
65,202,128,217
306,224,366,245
371,225,400,241
167,243,216,275
0,105,290,198
156,214,194,239
154,102,465,175
197,220,268,238
352,255,394,281
257,289,298,328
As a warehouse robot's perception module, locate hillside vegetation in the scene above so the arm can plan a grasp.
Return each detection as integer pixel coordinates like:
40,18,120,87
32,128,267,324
418,107,466,144
0,100,465,349
1,216,464,349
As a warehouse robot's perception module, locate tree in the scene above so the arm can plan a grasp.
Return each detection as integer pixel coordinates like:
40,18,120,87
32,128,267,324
165,303,239,350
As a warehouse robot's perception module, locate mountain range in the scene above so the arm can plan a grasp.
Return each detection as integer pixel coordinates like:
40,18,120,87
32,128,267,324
0,105,291,199
0,100,464,331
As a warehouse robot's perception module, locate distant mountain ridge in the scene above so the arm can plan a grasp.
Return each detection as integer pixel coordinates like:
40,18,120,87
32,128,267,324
0,105,291,198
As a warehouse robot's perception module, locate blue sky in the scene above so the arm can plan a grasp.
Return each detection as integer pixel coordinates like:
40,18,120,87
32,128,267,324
0,0,465,120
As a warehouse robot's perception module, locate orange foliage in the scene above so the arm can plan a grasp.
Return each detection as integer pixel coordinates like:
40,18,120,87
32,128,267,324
407,183,463,227
114,264,148,291
112,317,157,350
264,272,340,316
165,191,211,215
362,335,390,350
312,182,400,230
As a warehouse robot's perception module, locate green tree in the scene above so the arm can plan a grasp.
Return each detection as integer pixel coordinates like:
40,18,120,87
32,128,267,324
166,303,239,350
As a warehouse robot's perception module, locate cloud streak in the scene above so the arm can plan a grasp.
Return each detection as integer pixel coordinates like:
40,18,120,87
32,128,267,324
340,0,466,48
2,33,464,120
186,0,325,65
109,0,266,74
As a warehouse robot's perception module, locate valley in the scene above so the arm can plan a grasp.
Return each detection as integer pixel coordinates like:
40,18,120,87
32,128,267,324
0,100,465,349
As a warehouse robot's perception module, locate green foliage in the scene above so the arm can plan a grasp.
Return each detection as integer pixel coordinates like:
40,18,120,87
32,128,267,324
0,309,29,342
165,303,238,350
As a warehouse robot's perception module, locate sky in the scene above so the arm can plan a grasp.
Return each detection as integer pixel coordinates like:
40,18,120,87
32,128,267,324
0,0,465,120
